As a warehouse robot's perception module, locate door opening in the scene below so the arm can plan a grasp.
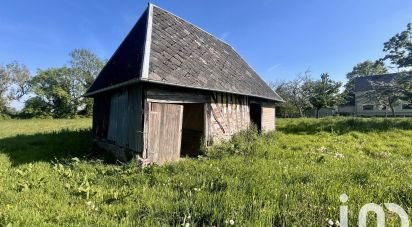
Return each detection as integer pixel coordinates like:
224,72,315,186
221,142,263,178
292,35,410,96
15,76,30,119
250,103,262,132
180,103,204,157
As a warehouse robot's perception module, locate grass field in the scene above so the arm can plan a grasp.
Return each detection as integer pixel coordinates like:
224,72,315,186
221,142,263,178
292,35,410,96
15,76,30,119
0,117,412,226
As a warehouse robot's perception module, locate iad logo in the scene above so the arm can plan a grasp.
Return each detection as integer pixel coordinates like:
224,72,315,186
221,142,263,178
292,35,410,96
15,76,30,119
339,194,409,227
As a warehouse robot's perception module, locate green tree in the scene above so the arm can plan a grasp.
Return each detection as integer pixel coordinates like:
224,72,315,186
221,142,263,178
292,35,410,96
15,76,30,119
382,23,412,69
304,73,342,118
69,49,105,116
396,72,412,103
273,72,312,117
343,60,388,104
24,49,105,118
0,61,31,113
6,61,31,100
366,79,404,117
30,67,75,118
0,66,10,112
342,61,388,108
346,60,388,81
19,96,52,118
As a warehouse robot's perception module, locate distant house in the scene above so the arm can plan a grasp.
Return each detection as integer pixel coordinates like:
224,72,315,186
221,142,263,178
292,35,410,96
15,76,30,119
84,4,283,164
338,73,412,117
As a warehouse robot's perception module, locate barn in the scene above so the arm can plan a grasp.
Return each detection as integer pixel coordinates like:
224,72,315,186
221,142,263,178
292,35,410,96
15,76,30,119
84,4,283,164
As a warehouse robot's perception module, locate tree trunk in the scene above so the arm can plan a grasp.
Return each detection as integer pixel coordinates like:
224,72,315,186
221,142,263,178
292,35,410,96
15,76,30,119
316,108,320,118
390,106,395,117
299,108,304,118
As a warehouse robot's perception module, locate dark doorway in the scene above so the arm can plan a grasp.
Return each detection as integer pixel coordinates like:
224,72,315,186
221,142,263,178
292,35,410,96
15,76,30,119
180,103,204,157
250,103,262,132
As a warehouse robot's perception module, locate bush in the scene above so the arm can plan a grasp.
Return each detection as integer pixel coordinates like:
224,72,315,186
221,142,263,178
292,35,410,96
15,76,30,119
0,113,11,120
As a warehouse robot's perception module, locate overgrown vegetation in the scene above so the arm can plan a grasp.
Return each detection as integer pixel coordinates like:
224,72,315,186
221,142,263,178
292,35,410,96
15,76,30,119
1,118,412,226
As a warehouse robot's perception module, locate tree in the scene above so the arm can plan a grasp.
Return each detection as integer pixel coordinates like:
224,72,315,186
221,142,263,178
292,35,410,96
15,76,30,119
382,23,412,70
30,67,75,118
396,72,412,103
19,96,52,119
6,61,31,100
69,49,105,116
366,79,403,117
0,66,10,112
343,60,388,102
0,61,31,113
304,73,342,118
346,60,388,81
273,71,312,117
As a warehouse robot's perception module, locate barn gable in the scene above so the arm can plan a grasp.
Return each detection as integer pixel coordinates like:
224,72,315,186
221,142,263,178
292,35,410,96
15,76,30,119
86,8,148,94
86,4,282,102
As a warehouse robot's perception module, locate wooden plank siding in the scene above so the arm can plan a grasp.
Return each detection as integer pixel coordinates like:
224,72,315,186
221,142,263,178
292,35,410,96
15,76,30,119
146,103,183,164
92,93,111,139
261,103,276,132
97,85,143,155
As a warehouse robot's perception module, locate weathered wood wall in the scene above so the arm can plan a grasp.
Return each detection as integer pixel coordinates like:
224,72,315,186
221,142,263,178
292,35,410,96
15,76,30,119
207,92,251,142
261,102,276,132
95,85,143,155
145,102,183,164
92,93,111,139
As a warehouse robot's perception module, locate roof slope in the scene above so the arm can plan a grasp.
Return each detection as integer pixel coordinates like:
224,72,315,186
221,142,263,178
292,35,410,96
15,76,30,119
86,4,282,101
86,9,148,94
353,73,412,92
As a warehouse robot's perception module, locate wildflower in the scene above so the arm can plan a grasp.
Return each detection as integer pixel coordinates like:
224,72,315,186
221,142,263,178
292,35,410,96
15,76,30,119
327,219,334,226
335,153,344,159
335,220,340,226
229,220,235,225
184,223,190,227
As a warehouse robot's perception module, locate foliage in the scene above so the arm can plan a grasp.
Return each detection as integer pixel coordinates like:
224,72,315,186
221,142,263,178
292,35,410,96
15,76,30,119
396,72,412,103
346,60,388,81
0,62,31,113
19,49,104,118
365,78,404,116
274,71,312,117
303,73,342,118
1,118,412,226
0,66,11,112
382,23,412,69
5,61,31,100
69,49,105,116
29,67,76,118
344,60,388,91
19,97,53,119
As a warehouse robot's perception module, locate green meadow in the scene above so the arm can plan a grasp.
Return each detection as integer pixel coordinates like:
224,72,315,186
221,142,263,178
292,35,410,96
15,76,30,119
0,117,411,226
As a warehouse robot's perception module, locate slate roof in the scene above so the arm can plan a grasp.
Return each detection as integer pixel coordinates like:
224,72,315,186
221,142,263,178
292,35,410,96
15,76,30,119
86,4,282,101
353,73,411,92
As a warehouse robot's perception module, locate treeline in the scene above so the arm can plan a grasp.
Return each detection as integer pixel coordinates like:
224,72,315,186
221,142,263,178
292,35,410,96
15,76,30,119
1,24,411,120
274,23,412,118
0,49,105,119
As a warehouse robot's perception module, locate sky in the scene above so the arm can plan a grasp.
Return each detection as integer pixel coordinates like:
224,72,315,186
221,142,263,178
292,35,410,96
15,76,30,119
1,0,411,108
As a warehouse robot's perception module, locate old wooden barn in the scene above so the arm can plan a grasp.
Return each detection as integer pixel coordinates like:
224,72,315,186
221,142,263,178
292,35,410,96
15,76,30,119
84,4,283,164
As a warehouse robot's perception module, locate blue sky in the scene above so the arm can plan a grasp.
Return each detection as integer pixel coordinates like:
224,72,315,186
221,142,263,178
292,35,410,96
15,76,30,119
1,0,411,85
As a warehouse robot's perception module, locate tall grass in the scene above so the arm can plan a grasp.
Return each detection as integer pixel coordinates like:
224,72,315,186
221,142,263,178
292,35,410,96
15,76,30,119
0,117,412,226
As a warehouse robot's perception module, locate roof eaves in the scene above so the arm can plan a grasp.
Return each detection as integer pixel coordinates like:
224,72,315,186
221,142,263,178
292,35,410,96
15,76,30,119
140,78,284,102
